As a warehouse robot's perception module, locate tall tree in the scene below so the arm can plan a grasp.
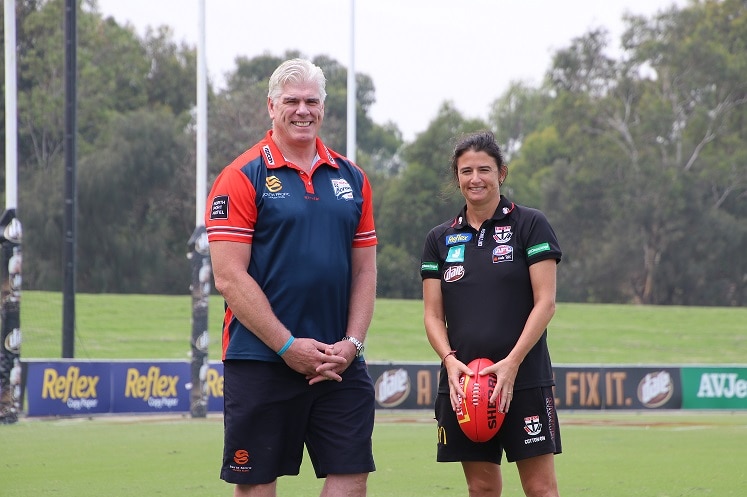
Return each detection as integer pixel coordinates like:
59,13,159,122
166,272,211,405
518,0,747,305
142,25,198,116
374,103,487,298
489,82,553,162
76,108,193,293
17,0,199,291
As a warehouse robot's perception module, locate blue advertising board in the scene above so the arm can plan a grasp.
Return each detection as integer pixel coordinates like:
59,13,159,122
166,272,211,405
26,361,112,416
110,362,190,413
21,360,746,417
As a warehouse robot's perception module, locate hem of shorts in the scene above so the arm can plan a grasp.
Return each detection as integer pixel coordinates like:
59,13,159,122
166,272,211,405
436,455,502,465
315,464,376,478
505,447,561,463
220,470,301,485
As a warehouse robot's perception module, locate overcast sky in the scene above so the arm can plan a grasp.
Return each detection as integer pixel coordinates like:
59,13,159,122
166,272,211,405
96,0,685,141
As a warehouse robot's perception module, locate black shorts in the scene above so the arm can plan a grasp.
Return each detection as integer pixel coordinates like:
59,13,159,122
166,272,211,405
221,359,376,484
435,386,561,464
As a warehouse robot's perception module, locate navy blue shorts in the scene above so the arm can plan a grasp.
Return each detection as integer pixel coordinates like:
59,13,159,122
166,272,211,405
221,359,376,484
435,386,561,464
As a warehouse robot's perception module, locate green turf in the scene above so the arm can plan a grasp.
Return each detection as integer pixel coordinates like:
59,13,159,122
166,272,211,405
7,291,747,496
2,412,746,497
549,303,747,364
19,291,747,363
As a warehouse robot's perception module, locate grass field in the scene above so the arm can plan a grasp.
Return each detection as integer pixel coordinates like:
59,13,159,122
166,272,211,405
6,291,747,496
18,291,747,363
2,411,746,496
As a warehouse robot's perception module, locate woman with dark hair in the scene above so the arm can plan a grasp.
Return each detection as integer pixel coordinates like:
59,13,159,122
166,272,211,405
420,130,563,497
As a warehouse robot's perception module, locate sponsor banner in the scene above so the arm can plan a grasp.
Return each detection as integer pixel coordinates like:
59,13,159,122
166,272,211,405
25,361,745,416
553,366,682,410
367,364,683,411
110,362,189,413
26,361,112,416
368,363,440,409
206,362,224,412
681,367,747,409
25,360,224,417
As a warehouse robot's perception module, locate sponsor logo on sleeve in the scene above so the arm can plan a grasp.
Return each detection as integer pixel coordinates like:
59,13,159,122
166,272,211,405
210,195,229,220
527,242,551,257
421,262,439,272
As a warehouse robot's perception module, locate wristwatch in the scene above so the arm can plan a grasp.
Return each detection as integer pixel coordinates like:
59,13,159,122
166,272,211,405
342,336,365,357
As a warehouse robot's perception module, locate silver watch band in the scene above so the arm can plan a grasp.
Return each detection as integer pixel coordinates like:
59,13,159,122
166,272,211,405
342,336,364,357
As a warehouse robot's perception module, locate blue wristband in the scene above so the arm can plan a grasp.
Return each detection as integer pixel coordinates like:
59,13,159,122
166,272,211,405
277,336,295,356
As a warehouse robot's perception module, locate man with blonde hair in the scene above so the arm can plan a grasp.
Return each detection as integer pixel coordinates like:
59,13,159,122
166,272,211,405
206,58,378,497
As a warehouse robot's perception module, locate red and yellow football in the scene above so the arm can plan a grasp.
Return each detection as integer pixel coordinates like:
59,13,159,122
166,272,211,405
456,358,504,442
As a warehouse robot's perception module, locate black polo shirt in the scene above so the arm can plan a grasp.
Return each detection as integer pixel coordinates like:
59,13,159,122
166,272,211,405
421,196,562,392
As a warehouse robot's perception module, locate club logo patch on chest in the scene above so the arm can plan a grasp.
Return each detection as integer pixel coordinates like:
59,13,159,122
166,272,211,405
494,225,512,244
266,176,283,192
331,178,354,200
492,245,513,263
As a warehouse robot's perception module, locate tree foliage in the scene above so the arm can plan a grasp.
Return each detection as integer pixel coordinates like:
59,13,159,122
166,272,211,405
1,0,744,306
3,0,405,295
496,0,747,305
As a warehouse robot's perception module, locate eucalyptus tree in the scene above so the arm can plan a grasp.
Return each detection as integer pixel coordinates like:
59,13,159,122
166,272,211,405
373,103,487,298
523,0,747,305
76,108,193,293
15,0,199,291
